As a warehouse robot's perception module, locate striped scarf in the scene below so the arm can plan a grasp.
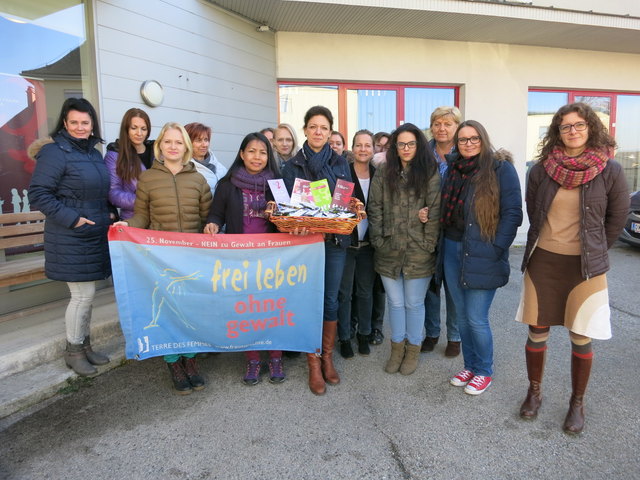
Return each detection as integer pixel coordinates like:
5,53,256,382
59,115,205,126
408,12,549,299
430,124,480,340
441,155,478,229
543,147,609,189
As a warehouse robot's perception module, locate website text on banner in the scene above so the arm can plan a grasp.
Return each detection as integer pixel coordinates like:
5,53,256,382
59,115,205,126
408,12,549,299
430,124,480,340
108,226,325,360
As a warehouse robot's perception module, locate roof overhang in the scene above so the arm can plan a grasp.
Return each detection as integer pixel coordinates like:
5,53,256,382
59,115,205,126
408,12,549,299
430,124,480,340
207,0,640,54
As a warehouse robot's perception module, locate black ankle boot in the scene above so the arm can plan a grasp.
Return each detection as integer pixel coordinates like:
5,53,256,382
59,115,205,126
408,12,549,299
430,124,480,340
357,334,370,356
339,340,354,359
181,357,205,390
167,361,192,395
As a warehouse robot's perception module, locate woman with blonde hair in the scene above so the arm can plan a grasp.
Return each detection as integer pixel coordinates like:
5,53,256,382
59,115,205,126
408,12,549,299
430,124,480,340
422,106,463,357
273,123,299,168
517,103,628,433
115,122,212,394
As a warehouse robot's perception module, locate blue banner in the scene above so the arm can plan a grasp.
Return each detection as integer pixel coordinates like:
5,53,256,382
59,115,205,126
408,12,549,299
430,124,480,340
108,226,325,359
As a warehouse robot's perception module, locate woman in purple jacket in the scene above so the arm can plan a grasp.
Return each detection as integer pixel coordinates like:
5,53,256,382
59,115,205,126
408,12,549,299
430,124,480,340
104,108,154,219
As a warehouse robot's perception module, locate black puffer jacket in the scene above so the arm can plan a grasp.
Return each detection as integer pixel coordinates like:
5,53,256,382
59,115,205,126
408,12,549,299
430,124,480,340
28,131,112,282
521,159,629,279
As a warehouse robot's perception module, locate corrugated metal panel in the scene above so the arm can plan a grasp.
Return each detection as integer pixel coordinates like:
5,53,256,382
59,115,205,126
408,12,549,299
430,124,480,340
97,0,278,165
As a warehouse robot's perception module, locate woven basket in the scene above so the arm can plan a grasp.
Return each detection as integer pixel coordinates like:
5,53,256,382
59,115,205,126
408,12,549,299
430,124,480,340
265,197,366,234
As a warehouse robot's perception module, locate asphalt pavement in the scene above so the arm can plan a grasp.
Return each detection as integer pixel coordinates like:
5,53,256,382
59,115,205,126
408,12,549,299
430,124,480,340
0,243,638,480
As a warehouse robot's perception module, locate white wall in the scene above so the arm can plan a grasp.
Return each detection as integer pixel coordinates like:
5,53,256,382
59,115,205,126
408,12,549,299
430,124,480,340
94,0,278,166
277,32,640,241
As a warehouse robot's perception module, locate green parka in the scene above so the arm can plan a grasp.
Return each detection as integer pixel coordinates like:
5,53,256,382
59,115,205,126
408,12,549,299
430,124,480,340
368,163,441,279
127,159,212,233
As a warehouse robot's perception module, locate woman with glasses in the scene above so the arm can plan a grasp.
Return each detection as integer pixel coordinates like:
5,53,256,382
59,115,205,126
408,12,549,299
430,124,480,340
516,103,628,434
443,120,522,396
273,123,299,169
368,123,441,376
281,105,352,395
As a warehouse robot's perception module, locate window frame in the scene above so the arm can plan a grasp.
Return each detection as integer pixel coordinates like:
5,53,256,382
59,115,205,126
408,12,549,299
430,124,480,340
278,80,460,138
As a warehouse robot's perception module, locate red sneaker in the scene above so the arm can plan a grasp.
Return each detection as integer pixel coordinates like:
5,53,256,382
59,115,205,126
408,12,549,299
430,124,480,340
450,369,474,387
464,375,492,395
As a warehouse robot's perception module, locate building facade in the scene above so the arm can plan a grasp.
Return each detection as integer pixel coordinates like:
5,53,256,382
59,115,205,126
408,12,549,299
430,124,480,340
1,0,639,313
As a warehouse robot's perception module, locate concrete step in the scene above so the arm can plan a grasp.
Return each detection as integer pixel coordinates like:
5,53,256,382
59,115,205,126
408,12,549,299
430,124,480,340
0,335,126,419
0,287,127,419
0,288,121,379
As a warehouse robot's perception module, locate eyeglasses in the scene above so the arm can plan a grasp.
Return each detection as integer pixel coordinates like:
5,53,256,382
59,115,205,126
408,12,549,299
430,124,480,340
396,141,417,150
457,136,481,145
559,122,587,134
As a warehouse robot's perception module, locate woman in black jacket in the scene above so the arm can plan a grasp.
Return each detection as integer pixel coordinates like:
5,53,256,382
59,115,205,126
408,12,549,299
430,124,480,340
204,132,282,385
28,98,113,376
337,129,377,358
281,105,352,395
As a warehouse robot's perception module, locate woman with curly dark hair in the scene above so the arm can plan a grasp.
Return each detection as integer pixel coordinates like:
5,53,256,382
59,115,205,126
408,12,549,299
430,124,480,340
368,123,441,376
516,103,629,434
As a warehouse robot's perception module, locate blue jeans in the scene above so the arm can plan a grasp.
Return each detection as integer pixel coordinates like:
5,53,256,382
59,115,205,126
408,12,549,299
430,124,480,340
424,278,460,341
338,245,375,340
323,240,347,322
380,274,430,346
443,237,496,376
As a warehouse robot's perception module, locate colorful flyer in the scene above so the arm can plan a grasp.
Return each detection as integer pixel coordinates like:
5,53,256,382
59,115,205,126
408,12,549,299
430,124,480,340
290,178,312,205
309,179,332,209
331,179,355,209
268,179,291,204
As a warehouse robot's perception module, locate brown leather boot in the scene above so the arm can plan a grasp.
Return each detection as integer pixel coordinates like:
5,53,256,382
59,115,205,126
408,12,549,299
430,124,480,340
64,342,97,376
307,353,326,395
321,321,340,385
563,353,592,435
520,346,546,419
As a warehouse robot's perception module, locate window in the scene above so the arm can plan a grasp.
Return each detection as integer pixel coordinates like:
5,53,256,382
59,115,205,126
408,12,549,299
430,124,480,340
279,82,458,148
527,89,640,191
0,1,94,214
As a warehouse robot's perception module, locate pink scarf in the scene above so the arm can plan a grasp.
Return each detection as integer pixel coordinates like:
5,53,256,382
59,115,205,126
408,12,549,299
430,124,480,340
543,147,609,189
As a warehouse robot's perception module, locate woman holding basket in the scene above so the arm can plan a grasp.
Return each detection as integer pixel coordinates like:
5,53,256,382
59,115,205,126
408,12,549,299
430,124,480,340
281,105,352,395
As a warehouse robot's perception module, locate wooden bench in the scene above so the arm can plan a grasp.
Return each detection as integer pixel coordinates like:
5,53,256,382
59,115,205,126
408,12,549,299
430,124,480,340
0,211,46,288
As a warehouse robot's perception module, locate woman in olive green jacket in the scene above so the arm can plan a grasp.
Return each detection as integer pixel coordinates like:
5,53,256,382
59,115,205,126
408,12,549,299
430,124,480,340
368,123,441,375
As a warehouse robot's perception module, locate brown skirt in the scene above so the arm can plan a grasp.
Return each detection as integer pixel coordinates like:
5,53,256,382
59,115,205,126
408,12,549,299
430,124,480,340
515,247,611,339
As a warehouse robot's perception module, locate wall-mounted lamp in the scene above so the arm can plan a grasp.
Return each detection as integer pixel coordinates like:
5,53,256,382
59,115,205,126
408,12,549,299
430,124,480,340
140,80,164,107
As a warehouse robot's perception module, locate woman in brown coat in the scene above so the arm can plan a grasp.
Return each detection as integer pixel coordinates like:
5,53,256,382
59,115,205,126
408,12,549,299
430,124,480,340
517,103,629,434
115,122,212,395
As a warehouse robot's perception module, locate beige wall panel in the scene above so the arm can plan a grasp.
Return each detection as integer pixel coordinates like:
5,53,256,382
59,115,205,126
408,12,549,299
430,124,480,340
277,32,640,240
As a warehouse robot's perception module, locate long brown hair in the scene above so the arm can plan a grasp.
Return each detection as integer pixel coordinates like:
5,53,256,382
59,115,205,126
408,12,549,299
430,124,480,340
536,102,616,162
454,120,499,241
115,108,151,183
